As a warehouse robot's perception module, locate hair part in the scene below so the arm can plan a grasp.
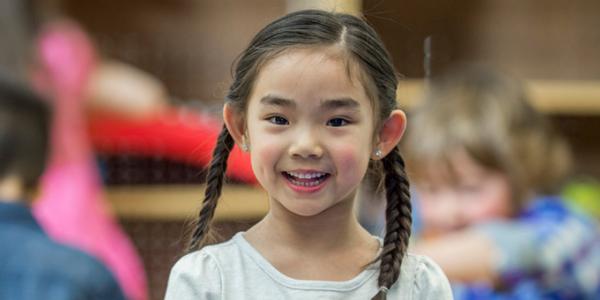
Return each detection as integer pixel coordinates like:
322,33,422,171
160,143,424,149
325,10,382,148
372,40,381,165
189,10,411,297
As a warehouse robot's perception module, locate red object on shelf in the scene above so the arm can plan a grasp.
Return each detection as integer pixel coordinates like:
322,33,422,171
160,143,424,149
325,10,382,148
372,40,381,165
88,108,257,184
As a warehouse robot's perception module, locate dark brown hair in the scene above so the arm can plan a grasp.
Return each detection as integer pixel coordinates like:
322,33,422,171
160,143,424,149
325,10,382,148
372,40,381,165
0,73,50,192
188,10,411,298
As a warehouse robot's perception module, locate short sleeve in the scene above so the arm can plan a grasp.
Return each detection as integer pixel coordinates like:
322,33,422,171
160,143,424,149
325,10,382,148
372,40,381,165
165,251,222,300
413,255,454,299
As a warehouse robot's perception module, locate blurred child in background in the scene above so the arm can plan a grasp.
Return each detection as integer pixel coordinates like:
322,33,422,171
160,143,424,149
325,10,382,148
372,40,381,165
0,74,125,300
32,21,149,300
1,1,153,298
404,66,600,299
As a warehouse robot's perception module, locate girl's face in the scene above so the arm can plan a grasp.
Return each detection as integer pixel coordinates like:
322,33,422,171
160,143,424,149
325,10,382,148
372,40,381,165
416,149,513,236
243,47,376,217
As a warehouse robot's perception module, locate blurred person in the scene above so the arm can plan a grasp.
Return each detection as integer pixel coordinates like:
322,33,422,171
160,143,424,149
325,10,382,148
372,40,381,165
2,2,254,299
404,66,600,299
0,73,125,299
1,1,154,298
32,21,149,300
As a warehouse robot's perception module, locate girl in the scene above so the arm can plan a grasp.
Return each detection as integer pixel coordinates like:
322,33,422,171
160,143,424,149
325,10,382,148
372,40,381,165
166,9,452,300
405,66,600,299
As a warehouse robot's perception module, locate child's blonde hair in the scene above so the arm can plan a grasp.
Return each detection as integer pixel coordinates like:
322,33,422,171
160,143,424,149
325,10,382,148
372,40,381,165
404,66,572,208
188,10,412,299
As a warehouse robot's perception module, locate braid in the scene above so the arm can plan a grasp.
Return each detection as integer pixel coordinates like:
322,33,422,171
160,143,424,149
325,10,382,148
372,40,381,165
188,125,235,251
372,146,412,300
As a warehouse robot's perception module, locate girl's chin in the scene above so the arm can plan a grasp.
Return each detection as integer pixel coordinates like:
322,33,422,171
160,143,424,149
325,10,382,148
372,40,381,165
276,200,331,218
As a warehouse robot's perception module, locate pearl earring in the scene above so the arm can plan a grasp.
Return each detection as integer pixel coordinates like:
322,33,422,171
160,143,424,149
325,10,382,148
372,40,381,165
241,135,249,152
374,148,382,158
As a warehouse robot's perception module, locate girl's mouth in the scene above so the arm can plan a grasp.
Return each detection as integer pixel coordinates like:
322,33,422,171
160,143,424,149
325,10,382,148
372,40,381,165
282,171,330,192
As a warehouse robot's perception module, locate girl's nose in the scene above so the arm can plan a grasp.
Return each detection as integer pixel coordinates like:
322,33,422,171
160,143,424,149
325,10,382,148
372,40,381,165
288,127,324,159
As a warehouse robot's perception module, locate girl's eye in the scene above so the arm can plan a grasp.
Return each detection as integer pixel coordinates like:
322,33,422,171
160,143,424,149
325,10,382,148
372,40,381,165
327,118,349,127
267,116,289,125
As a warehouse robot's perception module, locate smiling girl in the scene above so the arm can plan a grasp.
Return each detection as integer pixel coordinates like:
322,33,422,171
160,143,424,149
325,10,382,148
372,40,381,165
165,10,452,300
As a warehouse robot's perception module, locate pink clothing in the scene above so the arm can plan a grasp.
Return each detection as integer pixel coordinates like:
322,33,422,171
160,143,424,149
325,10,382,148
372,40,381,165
32,21,147,300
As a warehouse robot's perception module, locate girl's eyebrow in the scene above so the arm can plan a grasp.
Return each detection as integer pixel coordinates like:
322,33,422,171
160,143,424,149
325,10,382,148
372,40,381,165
259,95,360,112
320,98,360,112
260,95,296,108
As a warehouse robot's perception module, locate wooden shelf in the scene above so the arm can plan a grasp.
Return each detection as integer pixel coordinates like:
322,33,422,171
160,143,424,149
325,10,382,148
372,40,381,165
107,184,268,221
397,79,600,115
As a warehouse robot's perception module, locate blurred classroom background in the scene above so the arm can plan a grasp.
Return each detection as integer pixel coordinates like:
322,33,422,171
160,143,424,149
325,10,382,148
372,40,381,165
7,0,600,299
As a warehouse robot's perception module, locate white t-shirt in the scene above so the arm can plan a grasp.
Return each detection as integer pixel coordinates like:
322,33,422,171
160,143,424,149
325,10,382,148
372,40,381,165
165,232,453,300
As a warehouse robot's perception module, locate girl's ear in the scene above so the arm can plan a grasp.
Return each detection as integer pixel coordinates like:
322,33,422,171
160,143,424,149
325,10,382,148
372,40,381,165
373,109,407,159
223,103,246,148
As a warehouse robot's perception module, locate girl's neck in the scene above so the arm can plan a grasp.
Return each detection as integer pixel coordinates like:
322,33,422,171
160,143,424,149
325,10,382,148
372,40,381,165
243,195,380,281
247,195,373,253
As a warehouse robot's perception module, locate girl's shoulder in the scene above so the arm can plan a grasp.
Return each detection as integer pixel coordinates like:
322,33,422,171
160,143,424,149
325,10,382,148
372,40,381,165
165,236,242,300
169,234,243,275
397,253,453,299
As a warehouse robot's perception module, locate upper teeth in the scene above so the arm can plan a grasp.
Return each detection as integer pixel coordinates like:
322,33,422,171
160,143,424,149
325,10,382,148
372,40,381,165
287,171,326,179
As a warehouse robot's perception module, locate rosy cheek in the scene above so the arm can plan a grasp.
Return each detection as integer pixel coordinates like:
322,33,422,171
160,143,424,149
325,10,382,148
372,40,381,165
335,148,366,182
469,197,509,221
422,201,446,226
420,201,437,223
471,176,513,220
419,199,448,236
250,143,280,180
488,199,512,219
